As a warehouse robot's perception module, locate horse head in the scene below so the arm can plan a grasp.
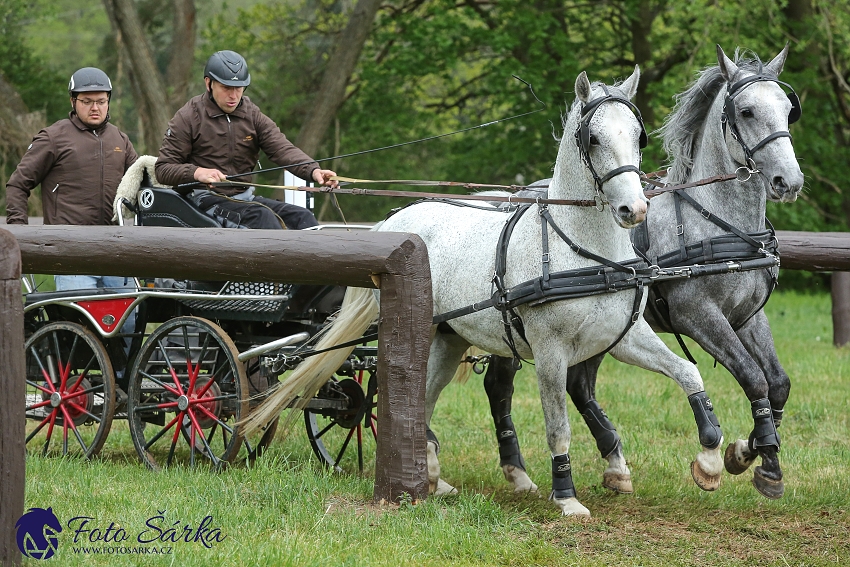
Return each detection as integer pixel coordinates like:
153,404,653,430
566,67,648,228
716,44,804,203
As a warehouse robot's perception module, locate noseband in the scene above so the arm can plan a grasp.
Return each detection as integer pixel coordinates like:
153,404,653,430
574,85,648,202
721,74,802,171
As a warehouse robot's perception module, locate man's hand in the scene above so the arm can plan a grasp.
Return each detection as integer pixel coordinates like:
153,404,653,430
312,169,339,188
194,167,228,185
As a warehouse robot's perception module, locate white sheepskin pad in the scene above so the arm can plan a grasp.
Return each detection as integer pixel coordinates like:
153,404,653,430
112,155,167,222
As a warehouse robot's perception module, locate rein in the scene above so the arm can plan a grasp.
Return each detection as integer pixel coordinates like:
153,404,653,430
215,165,757,207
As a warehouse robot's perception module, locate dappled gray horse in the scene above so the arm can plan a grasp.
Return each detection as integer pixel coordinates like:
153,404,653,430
483,45,803,500
245,67,726,517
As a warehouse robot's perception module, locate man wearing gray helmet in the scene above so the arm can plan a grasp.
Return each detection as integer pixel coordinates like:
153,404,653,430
5,67,139,350
6,67,138,225
156,50,337,229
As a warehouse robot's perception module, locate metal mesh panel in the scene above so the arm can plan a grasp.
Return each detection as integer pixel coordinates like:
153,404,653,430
180,281,292,316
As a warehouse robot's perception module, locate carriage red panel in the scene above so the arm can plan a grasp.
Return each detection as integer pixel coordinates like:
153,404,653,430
77,299,135,333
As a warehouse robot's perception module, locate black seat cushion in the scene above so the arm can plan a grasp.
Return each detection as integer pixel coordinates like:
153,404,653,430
136,186,222,228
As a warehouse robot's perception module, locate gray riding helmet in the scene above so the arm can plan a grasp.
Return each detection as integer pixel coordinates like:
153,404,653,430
204,51,251,87
68,67,113,97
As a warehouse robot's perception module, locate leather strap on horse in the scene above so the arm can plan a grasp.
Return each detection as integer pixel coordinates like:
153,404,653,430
434,204,651,363
635,187,780,363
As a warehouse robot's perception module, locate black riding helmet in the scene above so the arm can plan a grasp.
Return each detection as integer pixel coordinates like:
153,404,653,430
68,67,113,98
204,51,251,87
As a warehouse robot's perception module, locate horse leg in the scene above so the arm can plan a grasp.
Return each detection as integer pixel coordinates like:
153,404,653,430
669,306,783,498
482,356,538,493
610,319,724,491
425,331,472,496
534,352,590,516
729,311,789,499
567,354,633,494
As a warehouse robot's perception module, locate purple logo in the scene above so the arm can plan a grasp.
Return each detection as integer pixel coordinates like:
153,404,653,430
15,507,62,560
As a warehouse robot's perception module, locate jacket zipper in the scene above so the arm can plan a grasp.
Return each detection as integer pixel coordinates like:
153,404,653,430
226,114,234,174
95,129,104,224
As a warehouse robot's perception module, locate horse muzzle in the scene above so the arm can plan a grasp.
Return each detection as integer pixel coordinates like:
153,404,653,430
767,170,804,203
614,198,648,228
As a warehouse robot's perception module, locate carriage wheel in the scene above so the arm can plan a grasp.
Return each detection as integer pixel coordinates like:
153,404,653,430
24,321,116,459
305,368,377,473
127,317,248,470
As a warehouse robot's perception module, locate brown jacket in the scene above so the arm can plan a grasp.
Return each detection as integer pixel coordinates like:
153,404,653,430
155,94,319,195
5,113,138,225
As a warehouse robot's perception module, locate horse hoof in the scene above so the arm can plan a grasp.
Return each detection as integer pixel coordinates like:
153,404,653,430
550,495,591,517
434,479,458,496
691,460,722,491
602,472,634,494
752,468,784,500
502,465,538,493
724,439,756,475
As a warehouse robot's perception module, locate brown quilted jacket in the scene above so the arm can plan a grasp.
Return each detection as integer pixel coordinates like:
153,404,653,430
155,93,319,195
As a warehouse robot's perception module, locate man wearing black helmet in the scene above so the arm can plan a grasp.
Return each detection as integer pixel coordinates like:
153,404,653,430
156,50,337,229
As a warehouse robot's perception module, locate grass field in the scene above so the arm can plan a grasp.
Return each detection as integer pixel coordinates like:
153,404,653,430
21,290,850,566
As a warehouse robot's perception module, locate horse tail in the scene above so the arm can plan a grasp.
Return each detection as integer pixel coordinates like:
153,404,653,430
241,286,379,435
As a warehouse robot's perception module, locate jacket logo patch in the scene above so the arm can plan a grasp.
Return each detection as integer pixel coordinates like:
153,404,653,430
243,135,253,141
113,147,123,152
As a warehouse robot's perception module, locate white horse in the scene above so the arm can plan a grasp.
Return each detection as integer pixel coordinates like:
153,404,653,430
245,68,725,517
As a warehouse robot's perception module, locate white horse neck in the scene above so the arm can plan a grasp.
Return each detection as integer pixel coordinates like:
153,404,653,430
547,129,635,259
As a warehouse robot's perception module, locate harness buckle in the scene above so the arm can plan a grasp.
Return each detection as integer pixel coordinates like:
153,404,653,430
594,191,606,212
700,208,711,220
735,166,753,182
625,266,637,281
676,224,684,236
631,310,640,323
542,253,550,264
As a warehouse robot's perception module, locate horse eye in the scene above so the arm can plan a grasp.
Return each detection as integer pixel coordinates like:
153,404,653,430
741,108,754,118
589,134,600,146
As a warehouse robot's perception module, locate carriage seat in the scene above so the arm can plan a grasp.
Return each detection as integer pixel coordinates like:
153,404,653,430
135,184,223,228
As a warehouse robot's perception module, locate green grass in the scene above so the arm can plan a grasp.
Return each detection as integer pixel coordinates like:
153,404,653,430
22,291,850,566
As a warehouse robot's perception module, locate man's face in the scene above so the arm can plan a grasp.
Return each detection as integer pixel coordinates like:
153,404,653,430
207,78,244,114
72,91,109,128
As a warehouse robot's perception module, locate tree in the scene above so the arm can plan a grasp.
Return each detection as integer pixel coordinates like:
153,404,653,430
101,0,196,153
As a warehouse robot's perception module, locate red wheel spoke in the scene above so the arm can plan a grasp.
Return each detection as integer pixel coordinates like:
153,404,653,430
61,383,104,401
166,411,186,466
26,411,54,443
134,401,179,413
67,353,98,394
43,411,58,455
26,399,53,411
154,338,185,395
27,347,57,393
143,413,182,450
59,405,89,454
193,403,234,435
186,409,220,466
66,400,101,424
139,369,181,397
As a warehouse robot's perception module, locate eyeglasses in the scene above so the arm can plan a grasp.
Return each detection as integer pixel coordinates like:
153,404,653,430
75,98,109,107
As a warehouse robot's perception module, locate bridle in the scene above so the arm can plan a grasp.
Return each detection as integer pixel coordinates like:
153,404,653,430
574,85,648,208
721,73,802,171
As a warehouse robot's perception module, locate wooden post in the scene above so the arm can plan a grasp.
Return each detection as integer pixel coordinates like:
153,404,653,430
6,225,431,504
0,228,24,567
832,272,850,347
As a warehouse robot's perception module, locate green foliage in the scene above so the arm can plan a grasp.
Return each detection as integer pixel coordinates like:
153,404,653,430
0,0,66,119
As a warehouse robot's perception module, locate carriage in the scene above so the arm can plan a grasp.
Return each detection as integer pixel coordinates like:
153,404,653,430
22,181,378,473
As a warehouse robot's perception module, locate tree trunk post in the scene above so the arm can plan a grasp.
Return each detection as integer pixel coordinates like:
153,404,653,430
832,272,850,346
0,228,24,567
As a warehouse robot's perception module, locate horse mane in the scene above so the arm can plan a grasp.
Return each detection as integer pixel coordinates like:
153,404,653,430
659,49,778,184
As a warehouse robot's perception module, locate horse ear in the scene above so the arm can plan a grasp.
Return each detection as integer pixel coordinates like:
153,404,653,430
716,44,739,83
765,43,790,76
575,71,592,103
620,65,640,100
